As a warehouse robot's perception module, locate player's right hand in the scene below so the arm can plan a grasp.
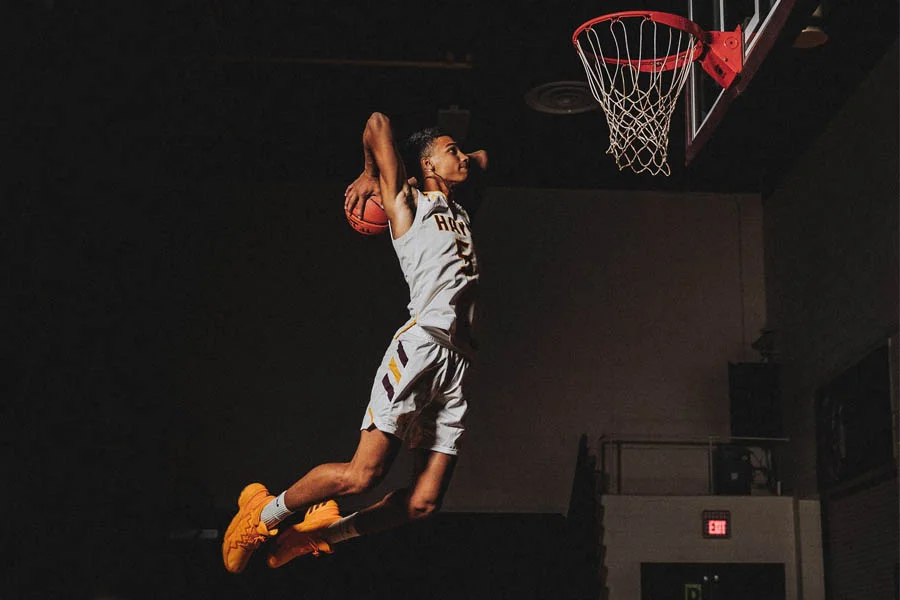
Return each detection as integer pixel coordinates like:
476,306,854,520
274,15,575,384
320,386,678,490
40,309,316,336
345,172,380,217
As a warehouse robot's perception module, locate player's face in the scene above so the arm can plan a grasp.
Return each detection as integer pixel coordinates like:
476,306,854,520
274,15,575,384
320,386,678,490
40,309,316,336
426,136,469,186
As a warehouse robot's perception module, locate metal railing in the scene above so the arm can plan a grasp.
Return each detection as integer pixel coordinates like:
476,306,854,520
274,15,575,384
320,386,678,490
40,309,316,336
598,435,790,496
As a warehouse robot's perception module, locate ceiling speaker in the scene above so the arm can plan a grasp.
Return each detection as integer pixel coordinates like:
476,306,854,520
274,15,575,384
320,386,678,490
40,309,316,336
524,81,599,115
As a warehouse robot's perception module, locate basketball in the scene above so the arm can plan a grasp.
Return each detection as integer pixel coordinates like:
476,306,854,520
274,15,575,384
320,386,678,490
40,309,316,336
345,194,388,236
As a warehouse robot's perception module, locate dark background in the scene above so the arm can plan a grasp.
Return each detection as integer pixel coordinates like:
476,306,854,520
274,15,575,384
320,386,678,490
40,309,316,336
12,0,899,194
7,1,898,598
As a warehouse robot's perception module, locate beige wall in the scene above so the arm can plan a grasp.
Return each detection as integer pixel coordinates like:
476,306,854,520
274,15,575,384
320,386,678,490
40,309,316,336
447,189,765,512
602,495,823,600
763,40,899,497
797,499,825,600
175,183,767,516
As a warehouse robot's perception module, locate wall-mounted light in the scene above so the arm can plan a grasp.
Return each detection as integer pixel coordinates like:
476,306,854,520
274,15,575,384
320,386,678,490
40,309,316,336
794,4,829,49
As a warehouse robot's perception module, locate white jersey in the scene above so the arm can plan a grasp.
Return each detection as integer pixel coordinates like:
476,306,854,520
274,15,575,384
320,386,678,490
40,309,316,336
391,189,479,357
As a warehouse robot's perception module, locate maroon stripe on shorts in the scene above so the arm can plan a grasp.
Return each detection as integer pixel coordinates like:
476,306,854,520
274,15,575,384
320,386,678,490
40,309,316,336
381,374,394,401
397,340,408,366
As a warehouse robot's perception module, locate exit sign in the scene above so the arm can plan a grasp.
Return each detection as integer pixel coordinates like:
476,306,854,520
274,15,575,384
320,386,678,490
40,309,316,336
702,510,731,539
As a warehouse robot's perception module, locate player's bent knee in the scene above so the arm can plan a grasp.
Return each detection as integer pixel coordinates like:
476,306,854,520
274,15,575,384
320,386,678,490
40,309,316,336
343,464,387,495
407,496,441,520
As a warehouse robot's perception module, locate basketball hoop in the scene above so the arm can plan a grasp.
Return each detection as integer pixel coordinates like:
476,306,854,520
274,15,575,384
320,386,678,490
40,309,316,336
573,11,742,176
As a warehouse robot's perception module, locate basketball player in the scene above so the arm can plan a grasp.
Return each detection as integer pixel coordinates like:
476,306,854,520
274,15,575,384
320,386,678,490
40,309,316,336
222,111,487,573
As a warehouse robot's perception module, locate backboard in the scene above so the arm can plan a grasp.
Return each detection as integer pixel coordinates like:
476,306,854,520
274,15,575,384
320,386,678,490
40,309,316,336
685,0,802,164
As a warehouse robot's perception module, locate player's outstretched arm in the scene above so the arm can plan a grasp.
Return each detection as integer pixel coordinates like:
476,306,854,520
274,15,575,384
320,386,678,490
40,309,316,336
453,149,488,217
344,112,414,237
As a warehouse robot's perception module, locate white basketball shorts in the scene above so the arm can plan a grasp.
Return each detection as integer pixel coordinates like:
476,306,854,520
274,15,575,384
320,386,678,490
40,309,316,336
360,323,470,455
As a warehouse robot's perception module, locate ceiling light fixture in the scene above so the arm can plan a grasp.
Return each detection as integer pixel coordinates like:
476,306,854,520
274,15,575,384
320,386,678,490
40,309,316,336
524,81,599,115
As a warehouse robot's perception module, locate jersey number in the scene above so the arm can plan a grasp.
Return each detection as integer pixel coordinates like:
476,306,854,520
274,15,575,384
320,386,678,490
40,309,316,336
455,239,476,277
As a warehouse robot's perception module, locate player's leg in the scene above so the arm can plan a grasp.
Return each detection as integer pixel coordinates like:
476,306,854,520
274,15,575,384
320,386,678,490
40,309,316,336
222,427,400,574
354,448,457,533
267,352,465,568
351,342,466,534
281,426,401,509
266,448,456,568
265,329,459,568
223,327,420,574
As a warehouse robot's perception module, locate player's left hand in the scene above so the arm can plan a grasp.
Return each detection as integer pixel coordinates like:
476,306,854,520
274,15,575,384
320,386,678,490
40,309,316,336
466,150,488,172
345,172,380,217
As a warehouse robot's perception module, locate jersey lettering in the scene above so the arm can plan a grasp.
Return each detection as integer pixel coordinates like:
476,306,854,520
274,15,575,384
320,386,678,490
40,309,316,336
433,214,468,236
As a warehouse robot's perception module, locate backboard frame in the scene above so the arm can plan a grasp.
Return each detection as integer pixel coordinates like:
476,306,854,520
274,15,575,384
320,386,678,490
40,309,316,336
685,0,802,165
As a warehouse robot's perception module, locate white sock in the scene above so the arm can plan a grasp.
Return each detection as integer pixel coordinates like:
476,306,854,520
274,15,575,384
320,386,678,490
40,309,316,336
319,512,361,545
260,492,294,529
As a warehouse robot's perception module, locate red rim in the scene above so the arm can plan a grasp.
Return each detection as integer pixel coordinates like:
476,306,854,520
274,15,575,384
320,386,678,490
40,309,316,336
573,10,706,72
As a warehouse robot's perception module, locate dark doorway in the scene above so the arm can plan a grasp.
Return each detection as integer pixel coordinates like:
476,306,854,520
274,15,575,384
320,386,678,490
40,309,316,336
641,562,786,600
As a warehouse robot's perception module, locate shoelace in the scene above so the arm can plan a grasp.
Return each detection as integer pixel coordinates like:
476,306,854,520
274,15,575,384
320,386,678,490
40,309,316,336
235,513,270,548
236,528,267,548
277,527,327,558
306,539,323,558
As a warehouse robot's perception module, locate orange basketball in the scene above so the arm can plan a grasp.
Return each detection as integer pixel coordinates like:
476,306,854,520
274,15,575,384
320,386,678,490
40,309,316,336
345,194,388,236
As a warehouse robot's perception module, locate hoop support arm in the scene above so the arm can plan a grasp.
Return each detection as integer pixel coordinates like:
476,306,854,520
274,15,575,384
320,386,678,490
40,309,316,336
699,26,743,89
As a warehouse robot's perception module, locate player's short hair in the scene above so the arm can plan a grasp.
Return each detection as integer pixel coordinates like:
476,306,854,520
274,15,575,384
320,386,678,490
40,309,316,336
402,127,448,180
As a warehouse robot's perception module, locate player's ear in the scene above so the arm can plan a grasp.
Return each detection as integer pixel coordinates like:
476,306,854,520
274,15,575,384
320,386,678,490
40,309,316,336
422,158,434,173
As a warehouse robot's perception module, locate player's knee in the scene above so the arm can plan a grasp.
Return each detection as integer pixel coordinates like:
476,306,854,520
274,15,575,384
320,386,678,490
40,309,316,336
343,463,386,495
407,494,441,521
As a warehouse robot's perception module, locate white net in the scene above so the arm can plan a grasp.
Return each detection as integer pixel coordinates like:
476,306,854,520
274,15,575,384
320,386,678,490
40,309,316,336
575,15,699,176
